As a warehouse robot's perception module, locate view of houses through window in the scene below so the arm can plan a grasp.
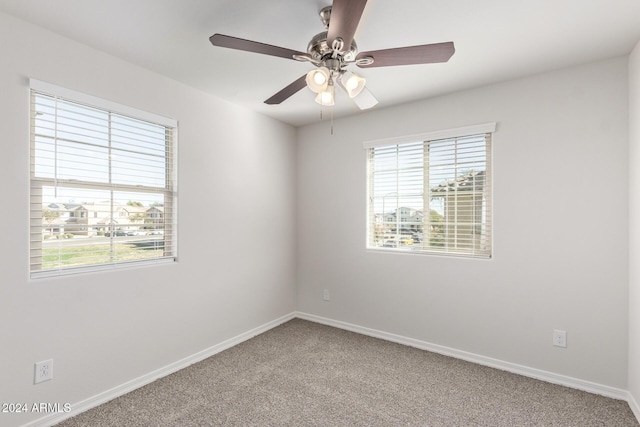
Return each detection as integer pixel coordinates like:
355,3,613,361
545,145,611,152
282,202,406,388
41,188,165,239
38,186,168,270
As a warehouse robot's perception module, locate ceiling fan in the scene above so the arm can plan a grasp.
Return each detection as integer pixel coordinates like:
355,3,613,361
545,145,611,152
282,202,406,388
209,0,454,110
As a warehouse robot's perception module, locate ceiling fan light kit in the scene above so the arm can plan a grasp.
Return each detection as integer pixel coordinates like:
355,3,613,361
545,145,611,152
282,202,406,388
209,0,455,112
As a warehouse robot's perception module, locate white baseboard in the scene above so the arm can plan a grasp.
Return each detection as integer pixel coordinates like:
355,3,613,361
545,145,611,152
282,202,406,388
295,312,630,402
23,312,297,427
629,391,640,423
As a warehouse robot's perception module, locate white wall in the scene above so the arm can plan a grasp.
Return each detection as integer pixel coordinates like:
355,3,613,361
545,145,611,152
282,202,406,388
297,57,629,389
0,12,297,427
629,40,640,417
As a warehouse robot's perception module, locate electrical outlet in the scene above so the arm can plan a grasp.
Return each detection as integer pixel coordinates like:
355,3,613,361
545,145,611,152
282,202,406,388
552,330,567,348
323,289,330,301
34,359,53,384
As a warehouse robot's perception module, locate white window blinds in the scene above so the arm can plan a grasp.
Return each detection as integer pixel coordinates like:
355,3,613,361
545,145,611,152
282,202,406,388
29,80,177,278
365,124,494,258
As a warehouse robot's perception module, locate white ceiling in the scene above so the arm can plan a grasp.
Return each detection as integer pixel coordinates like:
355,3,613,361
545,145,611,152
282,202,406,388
1,0,639,127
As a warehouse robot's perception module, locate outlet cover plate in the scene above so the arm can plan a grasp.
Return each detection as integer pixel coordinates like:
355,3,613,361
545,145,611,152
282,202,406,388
553,330,567,348
34,359,53,384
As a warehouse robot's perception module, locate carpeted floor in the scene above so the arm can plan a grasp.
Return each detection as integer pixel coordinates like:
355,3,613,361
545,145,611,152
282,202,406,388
56,319,639,426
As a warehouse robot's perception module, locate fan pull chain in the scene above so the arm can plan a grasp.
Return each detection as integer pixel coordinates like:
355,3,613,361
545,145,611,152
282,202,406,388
319,109,334,135
330,109,334,135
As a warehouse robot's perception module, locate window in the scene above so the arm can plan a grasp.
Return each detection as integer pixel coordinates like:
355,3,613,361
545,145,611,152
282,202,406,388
29,80,177,278
365,123,494,258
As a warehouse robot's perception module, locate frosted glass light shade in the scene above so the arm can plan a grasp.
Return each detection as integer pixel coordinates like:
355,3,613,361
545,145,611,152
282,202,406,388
341,71,366,98
315,82,335,106
306,67,330,93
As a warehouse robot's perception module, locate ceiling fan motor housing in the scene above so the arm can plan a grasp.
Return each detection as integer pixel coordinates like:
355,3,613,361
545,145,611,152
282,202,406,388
307,31,358,65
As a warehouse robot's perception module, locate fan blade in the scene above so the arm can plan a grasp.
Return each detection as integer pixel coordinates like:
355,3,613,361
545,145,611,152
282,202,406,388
327,0,368,50
356,42,455,68
210,34,306,60
264,75,308,105
351,86,378,110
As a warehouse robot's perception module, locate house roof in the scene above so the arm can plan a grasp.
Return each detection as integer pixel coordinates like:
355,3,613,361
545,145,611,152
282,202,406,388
431,170,486,193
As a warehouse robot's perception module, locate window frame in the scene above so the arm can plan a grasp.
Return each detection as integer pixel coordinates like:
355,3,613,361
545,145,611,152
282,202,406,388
29,79,178,279
364,123,495,259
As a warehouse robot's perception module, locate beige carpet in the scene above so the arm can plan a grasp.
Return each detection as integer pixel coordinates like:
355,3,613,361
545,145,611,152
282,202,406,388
57,319,638,426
